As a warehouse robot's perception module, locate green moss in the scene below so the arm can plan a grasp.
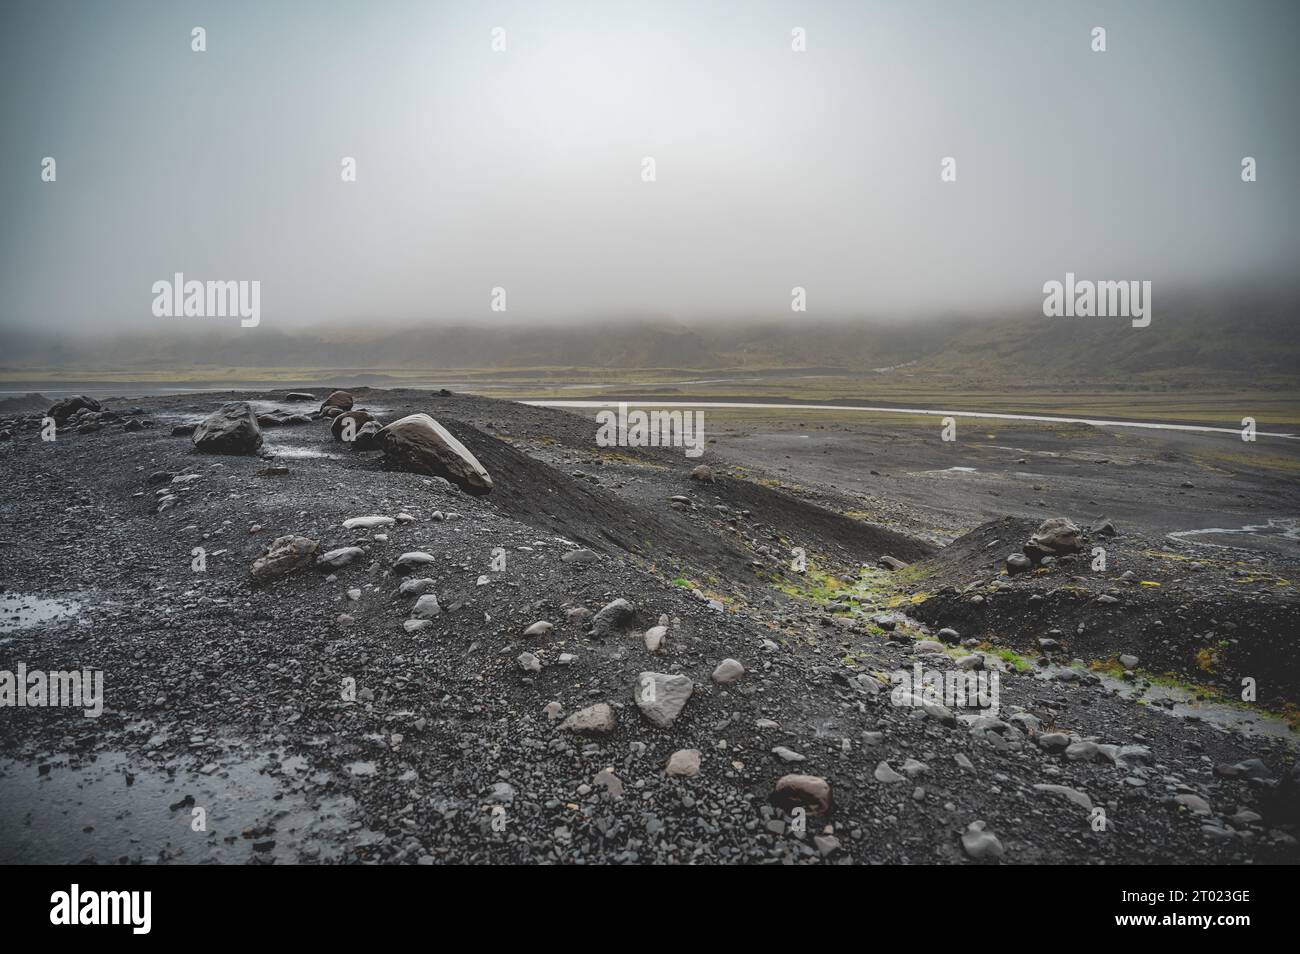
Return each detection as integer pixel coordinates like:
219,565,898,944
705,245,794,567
992,648,1034,672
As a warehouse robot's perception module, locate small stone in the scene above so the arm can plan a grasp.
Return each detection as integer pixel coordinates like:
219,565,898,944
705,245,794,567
773,774,831,816
712,658,745,684
1037,732,1070,753
961,820,1004,860
560,703,616,735
411,594,441,619
316,546,364,569
1175,793,1213,816
874,761,906,783
665,749,701,777
1034,783,1094,811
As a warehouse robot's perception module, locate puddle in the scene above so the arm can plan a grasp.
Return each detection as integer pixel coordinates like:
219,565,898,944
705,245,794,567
0,593,81,633
0,751,357,864
916,466,980,476
1037,664,1295,742
1167,517,1300,557
260,443,343,460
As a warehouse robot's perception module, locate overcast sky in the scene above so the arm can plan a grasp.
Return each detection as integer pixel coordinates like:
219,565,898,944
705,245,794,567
2,0,1297,333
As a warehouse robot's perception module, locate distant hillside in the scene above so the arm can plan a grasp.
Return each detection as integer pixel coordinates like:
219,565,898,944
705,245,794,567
3,293,1297,388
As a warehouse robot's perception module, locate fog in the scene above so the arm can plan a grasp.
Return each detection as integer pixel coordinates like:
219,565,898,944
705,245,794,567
2,0,1298,336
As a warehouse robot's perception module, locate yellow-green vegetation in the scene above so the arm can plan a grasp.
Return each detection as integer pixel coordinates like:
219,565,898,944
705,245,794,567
1089,657,1126,678
1194,642,1229,675
990,647,1035,672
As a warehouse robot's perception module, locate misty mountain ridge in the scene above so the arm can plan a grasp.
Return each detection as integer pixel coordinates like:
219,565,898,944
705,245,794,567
3,298,1297,387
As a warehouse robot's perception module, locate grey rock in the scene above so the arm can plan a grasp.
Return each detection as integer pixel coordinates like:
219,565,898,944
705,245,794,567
411,594,441,619
634,672,694,728
875,761,906,783
1034,783,1094,811
1026,517,1082,556
317,546,364,569
393,551,437,574
591,598,636,637
250,534,318,582
773,774,831,816
1005,552,1032,574
961,820,1004,860
1037,732,1071,753
1175,793,1213,816
376,413,493,495
560,702,616,735
192,402,262,454
712,658,745,684
666,749,701,777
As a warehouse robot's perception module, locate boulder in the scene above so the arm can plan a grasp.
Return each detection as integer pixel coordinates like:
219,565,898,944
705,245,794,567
635,672,694,727
321,390,354,413
376,413,493,496
352,420,382,451
250,535,318,582
47,395,101,424
690,464,714,482
192,402,262,454
772,774,832,816
331,409,377,442
590,598,636,637
284,392,317,402
1026,517,1082,557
